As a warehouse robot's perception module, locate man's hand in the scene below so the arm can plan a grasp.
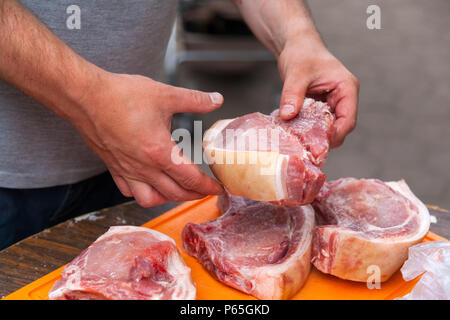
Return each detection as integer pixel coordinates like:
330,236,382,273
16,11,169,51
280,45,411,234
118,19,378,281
233,0,359,147
74,73,224,207
0,0,223,207
278,40,359,147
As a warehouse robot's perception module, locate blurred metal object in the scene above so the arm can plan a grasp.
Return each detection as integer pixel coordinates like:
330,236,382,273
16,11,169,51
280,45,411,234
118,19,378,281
167,0,277,133
168,0,275,79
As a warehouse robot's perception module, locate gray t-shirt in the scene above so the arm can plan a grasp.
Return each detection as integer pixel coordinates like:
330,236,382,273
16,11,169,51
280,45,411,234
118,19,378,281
0,0,177,188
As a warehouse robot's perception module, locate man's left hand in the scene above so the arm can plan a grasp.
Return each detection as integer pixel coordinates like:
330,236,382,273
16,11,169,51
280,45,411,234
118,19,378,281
278,40,360,147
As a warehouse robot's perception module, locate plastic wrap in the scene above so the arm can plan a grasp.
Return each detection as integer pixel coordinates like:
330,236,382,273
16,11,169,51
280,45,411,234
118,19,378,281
398,241,450,300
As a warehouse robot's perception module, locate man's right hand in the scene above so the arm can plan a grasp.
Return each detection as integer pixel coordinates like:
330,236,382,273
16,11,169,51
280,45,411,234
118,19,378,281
72,72,224,207
0,1,223,207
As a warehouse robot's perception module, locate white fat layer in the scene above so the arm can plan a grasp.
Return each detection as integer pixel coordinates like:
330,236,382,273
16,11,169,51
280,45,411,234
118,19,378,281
165,250,197,300
275,154,289,200
96,226,176,246
48,259,87,300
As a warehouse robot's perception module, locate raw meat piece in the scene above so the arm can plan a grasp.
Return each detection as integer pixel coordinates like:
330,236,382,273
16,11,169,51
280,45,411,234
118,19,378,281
311,178,430,282
182,193,315,299
216,189,256,213
48,226,196,300
398,241,450,300
203,98,334,205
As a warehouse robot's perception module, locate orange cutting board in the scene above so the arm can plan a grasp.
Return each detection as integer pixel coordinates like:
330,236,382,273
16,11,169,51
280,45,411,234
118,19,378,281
3,196,447,300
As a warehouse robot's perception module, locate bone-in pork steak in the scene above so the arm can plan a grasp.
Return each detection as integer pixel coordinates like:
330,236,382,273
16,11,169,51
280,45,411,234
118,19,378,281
203,98,335,206
311,178,430,282
182,193,315,299
49,226,196,300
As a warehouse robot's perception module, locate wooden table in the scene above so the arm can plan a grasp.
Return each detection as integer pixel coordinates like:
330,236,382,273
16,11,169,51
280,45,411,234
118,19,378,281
0,200,448,298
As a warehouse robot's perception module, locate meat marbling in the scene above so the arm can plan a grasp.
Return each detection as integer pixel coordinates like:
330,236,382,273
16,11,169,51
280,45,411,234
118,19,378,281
48,226,196,300
182,193,315,300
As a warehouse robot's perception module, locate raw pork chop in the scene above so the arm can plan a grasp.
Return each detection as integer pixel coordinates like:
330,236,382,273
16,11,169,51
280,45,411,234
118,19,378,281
203,98,334,205
182,193,315,299
49,226,196,300
311,178,430,282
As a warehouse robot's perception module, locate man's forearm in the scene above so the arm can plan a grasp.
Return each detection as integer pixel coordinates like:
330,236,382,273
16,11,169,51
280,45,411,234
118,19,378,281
232,0,323,57
234,0,359,144
0,0,102,121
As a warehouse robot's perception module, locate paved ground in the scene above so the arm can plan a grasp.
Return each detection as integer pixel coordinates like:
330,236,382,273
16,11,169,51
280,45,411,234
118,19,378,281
173,0,450,210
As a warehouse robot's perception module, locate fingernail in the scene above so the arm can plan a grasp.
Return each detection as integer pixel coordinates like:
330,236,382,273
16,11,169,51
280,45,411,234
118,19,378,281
280,104,295,117
209,92,223,105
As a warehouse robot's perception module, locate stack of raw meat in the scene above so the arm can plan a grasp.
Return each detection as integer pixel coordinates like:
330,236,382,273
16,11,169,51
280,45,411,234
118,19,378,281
182,178,430,299
49,99,431,300
183,99,430,298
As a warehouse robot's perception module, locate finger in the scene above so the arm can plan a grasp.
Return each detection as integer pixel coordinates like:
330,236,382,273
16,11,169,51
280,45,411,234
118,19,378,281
279,75,309,120
110,172,133,197
127,179,168,207
165,148,224,195
163,84,224,115
327,79,359,148
147,171,206,202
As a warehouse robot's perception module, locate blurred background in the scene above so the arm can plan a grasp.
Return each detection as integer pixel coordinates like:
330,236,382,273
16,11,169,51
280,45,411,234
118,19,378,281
165,0,450,210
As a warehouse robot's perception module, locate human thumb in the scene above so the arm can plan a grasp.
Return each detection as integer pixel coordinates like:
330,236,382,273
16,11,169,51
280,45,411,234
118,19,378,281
167,86,223,114
279,75,308,120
